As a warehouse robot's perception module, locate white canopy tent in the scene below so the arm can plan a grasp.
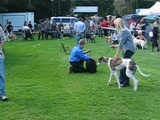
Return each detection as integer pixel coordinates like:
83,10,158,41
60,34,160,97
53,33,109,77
138,2,160,16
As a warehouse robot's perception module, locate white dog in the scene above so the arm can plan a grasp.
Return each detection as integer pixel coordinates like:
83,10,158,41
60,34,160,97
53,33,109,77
133,36,147,50
97,56,150,91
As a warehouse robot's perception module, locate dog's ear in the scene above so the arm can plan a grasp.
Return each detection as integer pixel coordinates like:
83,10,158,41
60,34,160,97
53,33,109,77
98,56,104,62
101,56,104,60
102,57,109,63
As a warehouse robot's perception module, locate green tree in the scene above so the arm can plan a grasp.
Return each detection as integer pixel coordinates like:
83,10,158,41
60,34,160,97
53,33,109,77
6,0,28,12
0,0,8,12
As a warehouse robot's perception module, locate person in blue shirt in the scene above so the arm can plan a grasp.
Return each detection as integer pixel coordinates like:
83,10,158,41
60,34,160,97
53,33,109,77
113,18,136,87
74,18,86,44
68,39,92,73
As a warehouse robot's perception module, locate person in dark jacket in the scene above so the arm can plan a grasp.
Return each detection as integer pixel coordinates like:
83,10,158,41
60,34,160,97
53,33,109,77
28,21,33,32
6,21,13,34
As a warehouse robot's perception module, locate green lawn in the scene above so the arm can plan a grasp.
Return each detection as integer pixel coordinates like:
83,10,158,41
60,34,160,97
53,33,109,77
0,35,160,120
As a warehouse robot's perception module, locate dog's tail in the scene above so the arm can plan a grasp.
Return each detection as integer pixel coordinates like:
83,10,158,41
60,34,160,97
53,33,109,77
136,65,150,77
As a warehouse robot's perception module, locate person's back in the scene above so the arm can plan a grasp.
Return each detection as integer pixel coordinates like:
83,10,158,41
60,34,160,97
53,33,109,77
22,25,30,31
74,20,86,32
74,18,86,44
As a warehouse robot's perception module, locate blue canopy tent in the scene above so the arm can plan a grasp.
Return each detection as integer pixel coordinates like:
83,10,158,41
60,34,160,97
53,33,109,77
143,15,160,21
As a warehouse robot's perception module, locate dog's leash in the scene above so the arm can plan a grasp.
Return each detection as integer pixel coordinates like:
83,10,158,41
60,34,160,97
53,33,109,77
90,50,91,56
106,48,111,55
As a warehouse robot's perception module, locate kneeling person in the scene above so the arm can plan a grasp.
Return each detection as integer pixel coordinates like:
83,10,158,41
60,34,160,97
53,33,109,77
69,39,92,73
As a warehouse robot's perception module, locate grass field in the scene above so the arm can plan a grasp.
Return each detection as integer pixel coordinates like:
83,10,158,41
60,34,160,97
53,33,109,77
0,35,160,120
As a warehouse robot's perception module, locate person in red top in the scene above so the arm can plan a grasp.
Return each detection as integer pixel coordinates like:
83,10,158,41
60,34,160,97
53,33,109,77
108,16,115,27
109,20,115,27
101,17,109,37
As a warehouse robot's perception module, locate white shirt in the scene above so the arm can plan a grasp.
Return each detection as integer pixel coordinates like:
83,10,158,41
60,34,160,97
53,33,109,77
90,20,94,27
22,26,30,31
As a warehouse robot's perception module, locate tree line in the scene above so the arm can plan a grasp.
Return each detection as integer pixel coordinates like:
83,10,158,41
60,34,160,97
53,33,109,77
0,0,158,22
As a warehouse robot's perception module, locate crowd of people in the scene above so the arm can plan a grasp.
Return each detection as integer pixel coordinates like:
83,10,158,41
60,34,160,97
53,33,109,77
68,16,160,88
37,18,75,40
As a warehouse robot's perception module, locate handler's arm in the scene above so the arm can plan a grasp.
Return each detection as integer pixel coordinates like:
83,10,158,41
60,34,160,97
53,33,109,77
113,48,121,60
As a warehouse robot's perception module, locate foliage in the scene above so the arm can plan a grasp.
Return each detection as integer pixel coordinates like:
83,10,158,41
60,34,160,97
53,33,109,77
0,0,8,12
114,0,157,15
0,0,159,22
0,35,160,119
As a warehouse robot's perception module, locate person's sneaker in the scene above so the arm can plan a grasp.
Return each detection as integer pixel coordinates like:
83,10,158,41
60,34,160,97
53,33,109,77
1,96,8,101
68,66,73,73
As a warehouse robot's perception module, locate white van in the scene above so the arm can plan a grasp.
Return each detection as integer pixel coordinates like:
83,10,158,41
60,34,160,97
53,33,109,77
50,16,78,27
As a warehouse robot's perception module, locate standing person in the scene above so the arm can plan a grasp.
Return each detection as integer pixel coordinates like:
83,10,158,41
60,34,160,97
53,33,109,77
54,25,61,40
24,21,28,26
100,17,109,37
6,21,13,34
5,19,9,30
74,18,86,44
97,18,103,37
89,18,95,31
140,18,148,36
50,19,57,31
152,18,160,43
28,21,33,32
57,21,64,33
37,21,45,40
44,18,50,39
68,39,92,73
69,19,75,38
113,18,136,87
84,17,91,39
0,25,8,101
152,18,160,51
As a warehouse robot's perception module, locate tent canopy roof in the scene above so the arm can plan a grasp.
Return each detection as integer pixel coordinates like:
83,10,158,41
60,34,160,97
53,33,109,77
138,2,160,16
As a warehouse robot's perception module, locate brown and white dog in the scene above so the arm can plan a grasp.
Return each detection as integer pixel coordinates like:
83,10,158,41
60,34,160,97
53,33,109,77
8,34,17,41
97,56,150,91
4,31,17,41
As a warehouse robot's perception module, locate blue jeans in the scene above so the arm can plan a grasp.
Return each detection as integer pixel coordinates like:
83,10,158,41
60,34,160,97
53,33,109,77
0,57,6,97
76,33,84,44
119,50,134,86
